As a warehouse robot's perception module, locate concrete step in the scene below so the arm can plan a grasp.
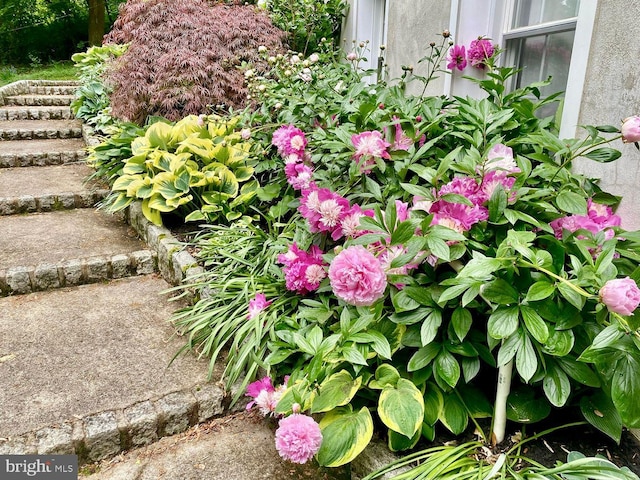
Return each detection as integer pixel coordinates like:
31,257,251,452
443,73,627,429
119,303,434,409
0,209,152,295
0,105,74,121
79,411,349,480
29,85,78,96
0,118,82,140
0,137,86,167
4,94,75,107
0,164,109,215
0,275,225,464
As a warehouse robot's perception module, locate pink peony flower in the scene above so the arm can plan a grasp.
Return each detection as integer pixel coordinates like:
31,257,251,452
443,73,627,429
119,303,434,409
431,202,489,232
338,204,375,239
272,125,308,157
329,246,387,306
480,170,517,202
391,117,414,151
486,144,519,173
600,277,640,316
351,131,391,173
275,414,323,464
278,243,327,294
247,293,273,319
299,186,350,239
621,116,640,143
447,44,467,71
245,377,275,411
467,37,495,69
550,200,621,241
285,162,315,190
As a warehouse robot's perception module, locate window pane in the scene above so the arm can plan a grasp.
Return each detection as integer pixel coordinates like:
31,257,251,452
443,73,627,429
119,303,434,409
512,0,580,28
510,29,575,95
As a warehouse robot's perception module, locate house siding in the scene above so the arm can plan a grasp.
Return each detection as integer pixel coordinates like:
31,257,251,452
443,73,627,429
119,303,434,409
573,0,640,229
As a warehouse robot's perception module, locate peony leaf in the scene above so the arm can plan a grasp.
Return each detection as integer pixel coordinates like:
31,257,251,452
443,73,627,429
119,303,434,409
580,391,622,443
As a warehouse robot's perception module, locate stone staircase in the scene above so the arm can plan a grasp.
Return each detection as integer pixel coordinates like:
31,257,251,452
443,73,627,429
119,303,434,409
0,81,224,463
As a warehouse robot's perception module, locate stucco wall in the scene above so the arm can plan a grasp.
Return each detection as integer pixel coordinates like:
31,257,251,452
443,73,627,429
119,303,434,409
574,1,640,229
384,0,452,97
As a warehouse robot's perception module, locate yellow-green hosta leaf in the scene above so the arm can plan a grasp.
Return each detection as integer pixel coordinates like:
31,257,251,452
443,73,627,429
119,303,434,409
112,174,138,192
170,115,204,144
369,364,401,390
141,197,163,225
229,180,259,208
166,194,193,209
225,211,242,222
316,406,373,467
176,137,217,162
153,172,181,200
122,154,147,175
233,166,254,182
168,152,192,173
145,121,173,149
148,193,174,213
378,378,424,438
226,145,250,167
126,176,152,198
311,370,362,414
130,137,151,156
388,428,421,452
185,210,206,222
173,169,191,193
106,192,134,212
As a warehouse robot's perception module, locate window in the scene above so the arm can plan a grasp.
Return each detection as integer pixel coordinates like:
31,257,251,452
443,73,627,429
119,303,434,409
449,0,597,137
503,0,580,116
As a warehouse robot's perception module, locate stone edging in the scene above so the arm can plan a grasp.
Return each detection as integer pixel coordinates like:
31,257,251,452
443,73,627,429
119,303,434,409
0,384,226,464
0,249,156,297
0,189,109,215
0,80,79,106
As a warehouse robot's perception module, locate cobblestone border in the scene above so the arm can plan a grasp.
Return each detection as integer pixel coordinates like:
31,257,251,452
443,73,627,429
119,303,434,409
0,383,225,463
0,190,108,215
0,249,156,296
0,80,78,120
0,123,82,141
0,80,79,106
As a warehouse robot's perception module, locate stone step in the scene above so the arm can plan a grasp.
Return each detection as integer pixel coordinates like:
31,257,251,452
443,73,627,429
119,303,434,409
28,85,78,96
0,119,82,140
0,209,151,295
0,105,74,121
0,164,109,215
4,94,75,107
79,411,349,480
0,138,86,167
0,275,224,464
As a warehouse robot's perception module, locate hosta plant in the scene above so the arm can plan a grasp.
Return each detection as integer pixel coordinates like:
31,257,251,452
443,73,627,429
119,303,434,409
104,115,259,225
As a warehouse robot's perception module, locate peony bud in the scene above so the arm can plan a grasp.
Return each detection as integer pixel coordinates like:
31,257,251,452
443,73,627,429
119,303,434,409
346,52,358,61
258,45,267,53
308,53,320,64
241,128,251,140
621,116,640,143
600,277,640,316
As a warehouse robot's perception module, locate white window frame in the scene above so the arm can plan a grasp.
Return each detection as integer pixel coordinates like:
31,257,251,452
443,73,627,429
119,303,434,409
446,0,597,139
347,0,388,82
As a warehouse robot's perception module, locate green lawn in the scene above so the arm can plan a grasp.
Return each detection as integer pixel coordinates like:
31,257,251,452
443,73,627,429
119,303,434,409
0,61,77,87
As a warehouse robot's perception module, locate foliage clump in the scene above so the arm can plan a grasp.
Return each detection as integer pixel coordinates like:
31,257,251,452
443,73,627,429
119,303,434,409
103,0,287,124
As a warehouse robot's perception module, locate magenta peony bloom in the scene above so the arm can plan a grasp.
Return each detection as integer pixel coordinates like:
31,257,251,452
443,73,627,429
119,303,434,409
275,414,323,464
272,125,308,157
391,116,414,151
285,162,315,190
247,293,273,320
298,186,351,239
600,277,640,316
621,116,640,143
550,200,621,241
338,204,375,239
278,243,327,294
467,37,495,69
447,44,467,71
245,377,275,411
329,246,387,306
351,131,391,173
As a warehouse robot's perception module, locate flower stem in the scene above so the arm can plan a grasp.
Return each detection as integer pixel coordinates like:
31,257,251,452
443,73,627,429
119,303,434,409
492,358,513,445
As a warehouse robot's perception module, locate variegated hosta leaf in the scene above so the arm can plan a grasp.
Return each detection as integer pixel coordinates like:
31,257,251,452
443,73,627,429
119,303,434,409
316,406,373,467
311,370,362,414
378,378,424,438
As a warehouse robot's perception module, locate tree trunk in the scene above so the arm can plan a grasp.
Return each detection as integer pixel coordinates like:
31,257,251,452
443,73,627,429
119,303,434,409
88,0,106,46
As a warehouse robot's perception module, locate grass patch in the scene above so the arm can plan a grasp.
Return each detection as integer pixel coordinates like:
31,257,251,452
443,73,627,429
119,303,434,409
0,61,77,87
